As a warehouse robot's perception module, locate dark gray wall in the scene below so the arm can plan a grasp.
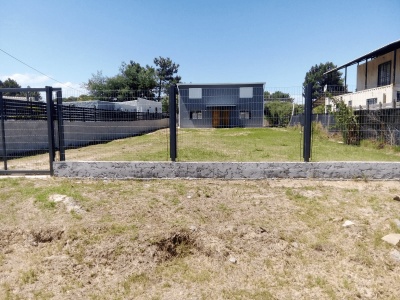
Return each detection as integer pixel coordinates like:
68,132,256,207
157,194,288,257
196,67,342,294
0,119,169,157
178,84,264,128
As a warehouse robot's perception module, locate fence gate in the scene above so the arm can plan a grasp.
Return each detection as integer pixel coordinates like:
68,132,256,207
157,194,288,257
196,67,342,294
0,87,64,175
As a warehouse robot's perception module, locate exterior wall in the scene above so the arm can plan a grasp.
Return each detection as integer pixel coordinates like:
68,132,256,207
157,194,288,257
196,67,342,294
356,50,400,91
330,85,398,109
63,99,161,113
133,98,162,113
178,83,264,128
0,119,169,157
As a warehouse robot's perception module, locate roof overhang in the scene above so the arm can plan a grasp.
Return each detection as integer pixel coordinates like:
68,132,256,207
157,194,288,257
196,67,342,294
206,105,236,108
324,39,400,75
177,82,265,87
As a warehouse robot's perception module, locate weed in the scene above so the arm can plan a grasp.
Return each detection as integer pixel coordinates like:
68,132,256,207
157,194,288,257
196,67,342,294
20,269,37,284
123,273,149,293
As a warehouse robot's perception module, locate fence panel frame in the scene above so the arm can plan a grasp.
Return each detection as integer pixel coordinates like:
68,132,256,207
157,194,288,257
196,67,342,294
0,87,61,175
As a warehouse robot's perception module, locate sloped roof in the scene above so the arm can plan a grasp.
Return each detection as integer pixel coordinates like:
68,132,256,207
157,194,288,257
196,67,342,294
325,39,400,75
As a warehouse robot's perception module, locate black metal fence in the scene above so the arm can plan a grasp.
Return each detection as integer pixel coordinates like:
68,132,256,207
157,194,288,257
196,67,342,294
2,98,168,122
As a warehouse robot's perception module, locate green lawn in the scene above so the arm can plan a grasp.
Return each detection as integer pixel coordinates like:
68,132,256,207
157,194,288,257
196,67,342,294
6,127,400,169
68,127,400,162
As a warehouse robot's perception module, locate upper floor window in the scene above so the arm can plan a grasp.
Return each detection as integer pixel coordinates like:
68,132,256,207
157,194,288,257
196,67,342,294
189,88,202,99
378,61,391,87
240,87,253,98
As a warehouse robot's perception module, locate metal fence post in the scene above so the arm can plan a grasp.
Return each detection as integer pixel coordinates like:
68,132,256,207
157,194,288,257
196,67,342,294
169,85,177,161
303,83,312,162
56,91,66,161
0,92,7,170
46,86,56,175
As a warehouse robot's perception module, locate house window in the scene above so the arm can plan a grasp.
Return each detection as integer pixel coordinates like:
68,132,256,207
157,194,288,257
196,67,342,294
189,88,202,99
240,87,253,98
348,100,352,107
397,91,400,102
190,111,202,119
366,98,377,106
377,61,391,86
239,111,251,119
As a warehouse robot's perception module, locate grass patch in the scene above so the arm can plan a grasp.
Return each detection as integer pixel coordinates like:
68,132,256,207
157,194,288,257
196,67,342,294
5,127,400,166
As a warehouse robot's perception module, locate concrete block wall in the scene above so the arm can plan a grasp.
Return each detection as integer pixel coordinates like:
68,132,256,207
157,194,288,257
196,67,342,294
54,161,400,180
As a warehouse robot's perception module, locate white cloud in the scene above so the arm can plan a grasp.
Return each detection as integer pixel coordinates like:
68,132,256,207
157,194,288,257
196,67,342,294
0,73,87,96
0,73,48,87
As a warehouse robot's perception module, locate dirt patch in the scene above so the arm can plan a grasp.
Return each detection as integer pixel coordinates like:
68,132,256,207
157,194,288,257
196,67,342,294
153,229,201,262
0,178,400,299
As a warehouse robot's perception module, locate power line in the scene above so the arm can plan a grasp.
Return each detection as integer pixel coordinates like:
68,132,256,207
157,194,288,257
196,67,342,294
0,47,84,93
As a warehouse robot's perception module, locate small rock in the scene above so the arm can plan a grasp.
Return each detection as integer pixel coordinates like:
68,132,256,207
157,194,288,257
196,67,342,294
342,220,355,227
393,196,400,201
390,249,400,262
187,195,192,199
291,242,299,249
394,219,400,229
381,233,400,246
189,225,197,232
229,257,237,264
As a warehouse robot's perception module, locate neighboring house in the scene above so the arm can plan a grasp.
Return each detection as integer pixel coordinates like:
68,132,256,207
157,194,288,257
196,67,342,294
120,98,161,113
2,96,37,101
325,40,400,110
177,82,265,128
63,98,161,113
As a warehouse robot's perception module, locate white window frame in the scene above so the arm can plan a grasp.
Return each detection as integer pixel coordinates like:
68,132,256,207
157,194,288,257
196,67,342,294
189,88,202,99
191,111,202,120
240,87,253,98
239,111,250,119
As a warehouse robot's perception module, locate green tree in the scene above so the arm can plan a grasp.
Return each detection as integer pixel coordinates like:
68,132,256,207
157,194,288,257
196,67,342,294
1,78,21,96
85,62,158,101
264,91,292,102
303,62,345,101
154,56,181,100
264,101,293,127
333,99,360,145
119,61,157,91
85,70,107,97
26,85,42,101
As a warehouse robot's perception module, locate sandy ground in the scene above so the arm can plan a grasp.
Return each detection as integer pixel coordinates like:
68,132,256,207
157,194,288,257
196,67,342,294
0,177,400,299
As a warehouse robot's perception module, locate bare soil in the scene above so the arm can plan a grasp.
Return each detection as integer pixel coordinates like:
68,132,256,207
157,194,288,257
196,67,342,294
0,177,400,299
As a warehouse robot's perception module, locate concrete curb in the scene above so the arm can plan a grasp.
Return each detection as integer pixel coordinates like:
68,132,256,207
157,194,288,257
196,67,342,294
54,161,400,180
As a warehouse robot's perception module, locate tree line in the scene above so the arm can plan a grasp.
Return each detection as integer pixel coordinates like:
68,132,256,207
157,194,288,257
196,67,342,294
81,56,181,102
0,78,41,100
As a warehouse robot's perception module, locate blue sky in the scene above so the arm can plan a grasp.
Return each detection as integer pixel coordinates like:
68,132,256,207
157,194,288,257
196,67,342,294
0,0,399,96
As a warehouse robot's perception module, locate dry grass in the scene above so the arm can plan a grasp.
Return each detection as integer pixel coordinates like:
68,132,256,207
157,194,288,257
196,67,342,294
0,177,400,299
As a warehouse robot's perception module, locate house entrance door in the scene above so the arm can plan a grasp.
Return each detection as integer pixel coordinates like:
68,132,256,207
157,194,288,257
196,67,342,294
212,108,230,128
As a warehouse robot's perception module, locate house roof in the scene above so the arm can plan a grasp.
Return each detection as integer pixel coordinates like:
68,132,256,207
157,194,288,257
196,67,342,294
177,82,265,87
324,39,400,75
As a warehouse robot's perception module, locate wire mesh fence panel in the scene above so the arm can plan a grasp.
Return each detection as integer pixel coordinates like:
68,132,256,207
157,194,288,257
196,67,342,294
176,85,304,162
0,94,52,171
1,88,171,169
309,84,400,162
60,89,170,162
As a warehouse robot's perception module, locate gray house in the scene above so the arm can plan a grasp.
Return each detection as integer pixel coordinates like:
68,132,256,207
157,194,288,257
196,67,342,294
177,82,265,128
